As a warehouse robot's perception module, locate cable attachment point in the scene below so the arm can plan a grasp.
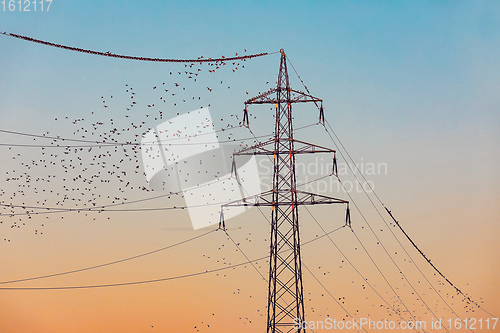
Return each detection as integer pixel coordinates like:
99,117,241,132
230,155,243,187
218,209,226,231
242,106,249,127
319,104,325,124
345,204,351,228
230,156,237,178
332,153,338,177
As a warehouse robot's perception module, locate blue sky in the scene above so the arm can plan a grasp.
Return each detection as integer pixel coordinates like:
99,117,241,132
2,1,499,134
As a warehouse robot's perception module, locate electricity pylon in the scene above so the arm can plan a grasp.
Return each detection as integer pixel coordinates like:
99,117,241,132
220,49,350,333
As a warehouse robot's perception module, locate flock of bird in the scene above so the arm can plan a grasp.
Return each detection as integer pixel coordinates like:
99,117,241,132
0,48,488,332
0,54,261,243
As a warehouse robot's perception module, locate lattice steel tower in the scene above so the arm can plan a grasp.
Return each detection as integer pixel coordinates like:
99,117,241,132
221,49,350,333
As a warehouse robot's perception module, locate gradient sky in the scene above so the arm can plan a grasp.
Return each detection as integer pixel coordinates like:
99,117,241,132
1,1,499,332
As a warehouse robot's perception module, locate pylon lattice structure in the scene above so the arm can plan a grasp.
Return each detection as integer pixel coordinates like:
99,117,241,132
220,49,350,333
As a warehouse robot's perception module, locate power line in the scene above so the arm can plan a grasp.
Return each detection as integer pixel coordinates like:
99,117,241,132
0,229,216,285
0,172,338,218
334,177,426,331
0,256,266,290
0,125,248,146
303,206,421,332
0,176,219,217
0,136,257,148
0,163,257,215
2,32,276,63
323,111,468,323
1,197,223,214
0,122,316,148
322,119,495,318
384,207,496,318
0,123,321,217
302,263,369,333
317,151,447,331
234,192,368,332
224,230,267,283
0,226,344,290
288,59,425,320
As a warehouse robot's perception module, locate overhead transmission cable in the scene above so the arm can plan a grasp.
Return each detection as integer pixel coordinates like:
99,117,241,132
0,225,345,290
1,32,276,63
248,57,419,327
0,125,248,147
0,122,316,148
0,229,216,285
303,206,424,333
323,120,495,317
322,122,471,322
287,53,493,318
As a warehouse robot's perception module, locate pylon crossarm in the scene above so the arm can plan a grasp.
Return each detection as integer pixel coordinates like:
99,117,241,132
220,189,348,209
232,139,275,156
245,88,278,104
292,139,335,154
244,88,321,105
221,190,273,209
288,89,322,104
233,139,335,156
295,190,349,205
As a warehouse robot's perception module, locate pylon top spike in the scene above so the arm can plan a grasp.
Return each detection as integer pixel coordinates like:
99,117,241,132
280,48,285,55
